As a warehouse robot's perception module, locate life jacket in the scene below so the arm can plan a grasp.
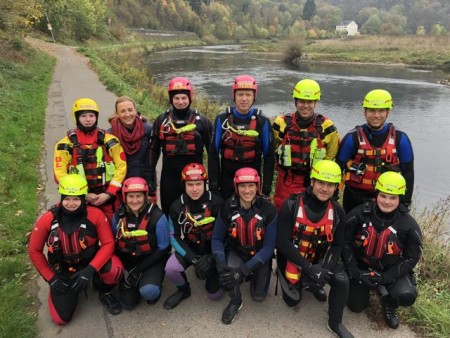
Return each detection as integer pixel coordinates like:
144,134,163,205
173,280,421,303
285,194,335,285
221,107,261,162
227,196,265,257
46,205,98,274
277,113,335,172
345,124,400,191
58,129,117,191
353,201,403,269
115,204,156,257
179,192,215,253
159,110,199,156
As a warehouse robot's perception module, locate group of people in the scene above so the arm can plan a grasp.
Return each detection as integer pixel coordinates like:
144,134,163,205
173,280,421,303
28,74,422,338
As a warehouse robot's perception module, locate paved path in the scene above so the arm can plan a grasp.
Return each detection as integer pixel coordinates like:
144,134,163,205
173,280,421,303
27,38,416,338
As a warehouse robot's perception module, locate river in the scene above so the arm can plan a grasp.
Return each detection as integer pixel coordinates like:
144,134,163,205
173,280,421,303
147,45,450,210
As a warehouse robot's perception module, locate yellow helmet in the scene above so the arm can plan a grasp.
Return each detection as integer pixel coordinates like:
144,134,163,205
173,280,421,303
310,160,341,183
72,98,99,123
362,89,393,109
58,174,88,196
375,171,406,195
292,79,321,101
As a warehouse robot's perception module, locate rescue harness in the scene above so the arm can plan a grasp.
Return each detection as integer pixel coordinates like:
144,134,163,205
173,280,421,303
159,110,199,156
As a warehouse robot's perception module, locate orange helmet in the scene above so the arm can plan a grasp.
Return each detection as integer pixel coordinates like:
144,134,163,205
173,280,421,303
233,167,260,193
181,163,208,181
232,75,257,101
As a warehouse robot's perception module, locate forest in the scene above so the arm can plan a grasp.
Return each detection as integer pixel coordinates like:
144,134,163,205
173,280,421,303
1,0,449,42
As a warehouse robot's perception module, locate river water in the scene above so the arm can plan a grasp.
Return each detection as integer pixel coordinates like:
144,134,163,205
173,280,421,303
147,45,450,210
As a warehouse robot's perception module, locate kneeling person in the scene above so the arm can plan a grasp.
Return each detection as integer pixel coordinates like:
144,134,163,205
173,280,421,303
343,171,422,329
112,177,170,309
277,160,353,338
164,163,224,309
212,168,277,324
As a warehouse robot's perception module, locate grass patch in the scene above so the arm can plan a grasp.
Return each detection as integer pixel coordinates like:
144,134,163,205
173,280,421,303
0,39,55,338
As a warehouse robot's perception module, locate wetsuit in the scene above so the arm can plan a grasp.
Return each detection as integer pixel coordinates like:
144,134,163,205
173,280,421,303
165,191,224,299
144,108,211,214
29,205,123,325
112,202,170,309
343,201,422,313
212,195,277,304
337,123,414,212
208,107,275,200
276,187,349,330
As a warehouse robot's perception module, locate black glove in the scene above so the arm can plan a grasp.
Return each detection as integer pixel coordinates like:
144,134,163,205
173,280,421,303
219,268,243,291
70,265,96,294
305,264,333,286
303,280,323,293
194,255,214,279
49,275,70,295
126,267,143,288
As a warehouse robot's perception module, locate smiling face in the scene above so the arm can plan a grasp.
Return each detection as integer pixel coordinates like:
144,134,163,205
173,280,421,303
62,196,82,211
116,100,138,128
234,89,254,114
295,99,317,119
237,182,258,207
376,192,400,213
364,108,389,130
172,93,190,110
311,179,337,202
126,192,146,214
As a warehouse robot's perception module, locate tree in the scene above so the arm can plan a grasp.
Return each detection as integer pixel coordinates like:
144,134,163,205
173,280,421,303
302,0,316,21
361,14,381,34
0,0,42,37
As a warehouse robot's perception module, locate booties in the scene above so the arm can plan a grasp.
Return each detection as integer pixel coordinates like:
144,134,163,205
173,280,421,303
163,283,191,310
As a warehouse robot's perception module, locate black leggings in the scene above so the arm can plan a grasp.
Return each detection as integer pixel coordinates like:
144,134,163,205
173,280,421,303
347,272,417,312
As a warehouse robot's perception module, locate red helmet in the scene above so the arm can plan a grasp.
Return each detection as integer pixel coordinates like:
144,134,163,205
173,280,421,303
122,177,149,201
168,77,194,102
181,163,208,181
232,75,257,101
233,167,260,193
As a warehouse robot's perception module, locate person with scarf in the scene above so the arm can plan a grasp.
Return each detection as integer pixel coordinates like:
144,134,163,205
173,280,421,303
108,96,153,202
144,77,212,214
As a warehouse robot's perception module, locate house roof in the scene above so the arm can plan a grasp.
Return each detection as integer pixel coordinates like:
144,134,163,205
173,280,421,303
338,20,355,26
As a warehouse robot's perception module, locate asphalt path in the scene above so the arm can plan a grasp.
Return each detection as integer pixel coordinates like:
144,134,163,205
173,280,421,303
27,38,416,338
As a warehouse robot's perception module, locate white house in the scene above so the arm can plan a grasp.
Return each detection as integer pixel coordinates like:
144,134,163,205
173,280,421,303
336,20,358,36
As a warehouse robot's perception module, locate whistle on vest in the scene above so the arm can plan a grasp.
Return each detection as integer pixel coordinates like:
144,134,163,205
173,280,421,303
387,241,394,254
79,237,87,250
256,227,262,241
325,224,333,243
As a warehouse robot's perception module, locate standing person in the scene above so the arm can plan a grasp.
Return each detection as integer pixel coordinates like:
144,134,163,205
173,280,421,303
337,89,414,212
164,163,224,309
276,160,354,338
144,77,212,214
343,171,422,329
108,96,152,180
211,168,277,324
112,177,170,309
54,98,127,222
272,79,339,209
208,75,275,200
28,174,123,325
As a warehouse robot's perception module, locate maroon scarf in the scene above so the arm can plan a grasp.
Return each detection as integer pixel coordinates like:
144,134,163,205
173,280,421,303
110,116,145,155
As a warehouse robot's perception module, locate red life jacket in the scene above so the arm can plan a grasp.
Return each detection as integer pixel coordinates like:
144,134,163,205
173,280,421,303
46,205,98,273
60,128,117,191
159,110,198,156
345,124,400,191
277,113,332,172
354,203,403,268
285,195,334,284
180,192,214,251
221,107,261,162
115,204,156,257
227,197,265,257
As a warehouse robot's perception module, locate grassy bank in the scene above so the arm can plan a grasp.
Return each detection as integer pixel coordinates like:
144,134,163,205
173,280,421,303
0,39,55,337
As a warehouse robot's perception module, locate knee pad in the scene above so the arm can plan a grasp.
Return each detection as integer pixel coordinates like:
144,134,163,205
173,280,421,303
397,289,417,307
140,284,161,301
332,271,349,285
206,289,223,301
165,255,186,284
99,255,124,285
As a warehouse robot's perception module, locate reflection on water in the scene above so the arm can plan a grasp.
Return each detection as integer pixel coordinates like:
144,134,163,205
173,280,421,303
147,46,450,209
